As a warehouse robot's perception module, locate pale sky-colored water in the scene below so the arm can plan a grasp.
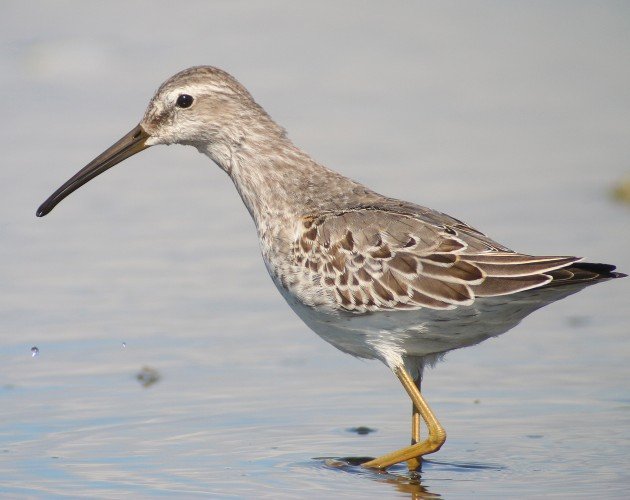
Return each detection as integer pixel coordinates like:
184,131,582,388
1,2,629,498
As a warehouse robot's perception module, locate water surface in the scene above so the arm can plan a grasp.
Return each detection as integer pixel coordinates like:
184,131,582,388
1,2,629,498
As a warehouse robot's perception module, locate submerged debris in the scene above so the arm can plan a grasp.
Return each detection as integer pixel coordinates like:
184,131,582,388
347,426,377,435
136,366,161,388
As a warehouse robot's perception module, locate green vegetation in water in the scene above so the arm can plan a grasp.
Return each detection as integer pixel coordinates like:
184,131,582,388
611,176,630,204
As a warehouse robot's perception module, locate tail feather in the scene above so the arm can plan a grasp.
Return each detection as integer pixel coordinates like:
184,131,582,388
545,261,626,287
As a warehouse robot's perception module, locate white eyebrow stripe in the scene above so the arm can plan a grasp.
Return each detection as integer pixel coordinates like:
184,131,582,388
168,82,235,99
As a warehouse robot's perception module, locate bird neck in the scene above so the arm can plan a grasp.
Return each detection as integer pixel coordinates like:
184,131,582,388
200,132,369,233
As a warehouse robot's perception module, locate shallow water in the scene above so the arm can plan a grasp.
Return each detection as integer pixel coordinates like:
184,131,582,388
1,2,630,498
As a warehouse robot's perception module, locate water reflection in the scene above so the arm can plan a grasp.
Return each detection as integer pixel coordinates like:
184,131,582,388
314,458,438,498
315,457,504,498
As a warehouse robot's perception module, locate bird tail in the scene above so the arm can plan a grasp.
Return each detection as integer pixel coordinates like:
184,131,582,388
545,261,626,287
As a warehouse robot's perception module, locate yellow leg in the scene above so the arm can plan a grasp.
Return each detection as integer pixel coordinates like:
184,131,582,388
362,366,446,470
406,402,422,471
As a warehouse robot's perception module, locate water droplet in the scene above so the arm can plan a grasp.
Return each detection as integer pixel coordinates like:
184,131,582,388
121,342,127,349
31,346,39,357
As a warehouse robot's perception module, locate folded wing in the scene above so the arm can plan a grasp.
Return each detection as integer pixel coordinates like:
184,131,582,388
293,208,618,313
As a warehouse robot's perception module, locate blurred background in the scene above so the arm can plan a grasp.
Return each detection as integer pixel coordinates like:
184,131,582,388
1,1,629,497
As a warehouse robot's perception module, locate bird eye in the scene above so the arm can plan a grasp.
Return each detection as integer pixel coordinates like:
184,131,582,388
176,94,194,108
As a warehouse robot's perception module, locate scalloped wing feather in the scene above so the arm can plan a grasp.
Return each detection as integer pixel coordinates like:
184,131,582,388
292,209,582,312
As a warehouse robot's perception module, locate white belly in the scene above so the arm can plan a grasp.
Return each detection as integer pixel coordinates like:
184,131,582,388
271,273,584,377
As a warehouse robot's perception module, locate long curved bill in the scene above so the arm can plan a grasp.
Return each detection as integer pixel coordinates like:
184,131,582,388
36,124,151,217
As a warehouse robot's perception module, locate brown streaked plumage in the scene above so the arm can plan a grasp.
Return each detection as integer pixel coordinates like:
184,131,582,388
292,208,589,313
36,66,625,471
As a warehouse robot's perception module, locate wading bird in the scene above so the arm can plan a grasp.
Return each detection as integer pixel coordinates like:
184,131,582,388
37,67,624,470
